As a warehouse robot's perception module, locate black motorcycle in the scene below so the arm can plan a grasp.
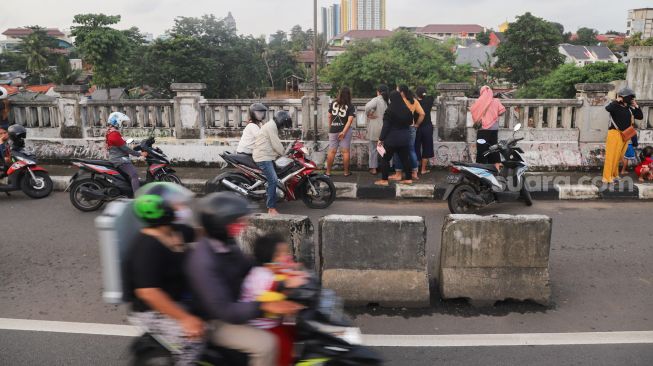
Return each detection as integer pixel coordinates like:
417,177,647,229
443,123,533,214
67,137,181,212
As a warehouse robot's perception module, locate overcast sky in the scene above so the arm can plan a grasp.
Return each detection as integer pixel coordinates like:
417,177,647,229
0,0,651,38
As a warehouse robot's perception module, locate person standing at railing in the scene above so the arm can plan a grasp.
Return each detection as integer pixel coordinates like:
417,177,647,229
325,86,356,177
414,86,435,175
389,85,424,181
470,86,506,172
364,84,389,175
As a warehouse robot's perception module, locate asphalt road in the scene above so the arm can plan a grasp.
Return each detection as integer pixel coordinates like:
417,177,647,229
1,192,652,365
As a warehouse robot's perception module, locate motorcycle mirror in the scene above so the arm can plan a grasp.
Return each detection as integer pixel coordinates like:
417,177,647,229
514,123,522,132
477,139,487,145
125,138,134,144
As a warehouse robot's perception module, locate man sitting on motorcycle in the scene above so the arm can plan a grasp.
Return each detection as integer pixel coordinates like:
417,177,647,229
186,192,302,366
106,112,147,195
122,182,204,366
0,124,10,177
237,103,268,156
252,110,293,215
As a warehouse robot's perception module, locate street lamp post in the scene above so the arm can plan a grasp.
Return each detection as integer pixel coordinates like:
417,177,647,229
313,0,319,143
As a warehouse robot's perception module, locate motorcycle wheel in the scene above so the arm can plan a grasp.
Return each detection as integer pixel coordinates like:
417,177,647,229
158,173,182,185
21,171,53,199
301,175,336,209
521,185,533,206
69,178,105,212
447,183,479,214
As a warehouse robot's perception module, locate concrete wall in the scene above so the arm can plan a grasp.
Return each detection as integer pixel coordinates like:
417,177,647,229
627,47,653,100
319,215,430,307
439,214,552,306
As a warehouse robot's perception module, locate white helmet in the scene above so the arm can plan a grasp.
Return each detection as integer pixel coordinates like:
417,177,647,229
108,112,130,128
0,86,8,100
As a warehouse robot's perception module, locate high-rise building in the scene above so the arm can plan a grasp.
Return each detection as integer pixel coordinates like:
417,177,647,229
627,8,653,39
340,0,386,33
321,4,341,40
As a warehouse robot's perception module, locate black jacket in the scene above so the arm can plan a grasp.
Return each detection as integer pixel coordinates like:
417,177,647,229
606,101,643,131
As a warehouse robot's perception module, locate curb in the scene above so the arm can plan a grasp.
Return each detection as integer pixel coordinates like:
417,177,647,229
50,176,652,201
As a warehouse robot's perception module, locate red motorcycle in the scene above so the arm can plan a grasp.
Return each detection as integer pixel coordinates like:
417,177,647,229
206,140,336,209
0,148,53,199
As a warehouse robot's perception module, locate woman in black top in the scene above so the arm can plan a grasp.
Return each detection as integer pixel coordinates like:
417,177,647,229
414,86,435,175
375,91,414,185
602,88,644,183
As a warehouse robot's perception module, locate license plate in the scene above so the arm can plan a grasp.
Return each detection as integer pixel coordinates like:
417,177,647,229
446,174,462,184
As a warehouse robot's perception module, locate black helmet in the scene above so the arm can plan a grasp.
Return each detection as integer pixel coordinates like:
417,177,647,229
133,182,195,227
198,192,252,240
273,110,293,129
8,124,26,141
249,103,268,123
618,87,636,98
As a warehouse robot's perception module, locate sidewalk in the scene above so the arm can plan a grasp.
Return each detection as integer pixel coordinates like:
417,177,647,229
45,164,653,201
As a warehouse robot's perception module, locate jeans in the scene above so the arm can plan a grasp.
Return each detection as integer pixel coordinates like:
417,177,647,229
257,161,278,209
118,162,140,195
393,126,418,171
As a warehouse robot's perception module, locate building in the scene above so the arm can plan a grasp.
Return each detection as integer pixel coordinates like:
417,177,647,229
627,8,653,38
340,0,386,33
488,31,506,46
321,4,341,40
498,21,510,33
1,28,72,54
415,24,486,40
558,44,619,66
455,45,497,70
330,29,393,46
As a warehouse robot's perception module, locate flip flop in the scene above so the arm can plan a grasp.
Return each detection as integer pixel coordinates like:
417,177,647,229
343,173,352,177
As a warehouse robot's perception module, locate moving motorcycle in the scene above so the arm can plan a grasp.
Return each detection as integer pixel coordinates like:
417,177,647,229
206,140,336,209
67,137,181,212
443,123,532,214
0,148,53,199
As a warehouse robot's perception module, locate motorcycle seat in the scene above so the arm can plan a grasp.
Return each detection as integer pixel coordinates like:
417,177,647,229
454,162,499,173
75,159,116,167
228,153,259,170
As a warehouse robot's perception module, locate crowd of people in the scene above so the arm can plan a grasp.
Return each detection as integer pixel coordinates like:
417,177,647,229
123,183,307,366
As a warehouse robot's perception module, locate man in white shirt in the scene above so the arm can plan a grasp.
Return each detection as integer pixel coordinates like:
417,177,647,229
237,103,267,155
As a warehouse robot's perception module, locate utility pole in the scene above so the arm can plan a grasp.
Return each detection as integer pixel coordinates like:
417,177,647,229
313,0,319,143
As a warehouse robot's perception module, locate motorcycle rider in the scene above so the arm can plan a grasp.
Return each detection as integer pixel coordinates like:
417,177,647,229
0,124,9,180
237,103,268,155
186,192,302,366
252,110,293,215
122,182,204,366
105,112,147,195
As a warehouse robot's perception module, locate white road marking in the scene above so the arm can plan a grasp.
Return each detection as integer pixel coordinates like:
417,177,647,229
1,318,653,347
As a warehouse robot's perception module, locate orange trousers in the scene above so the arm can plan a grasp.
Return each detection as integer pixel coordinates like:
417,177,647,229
602,130,628,183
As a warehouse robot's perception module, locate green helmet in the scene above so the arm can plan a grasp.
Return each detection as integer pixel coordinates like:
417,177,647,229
133,182,194,226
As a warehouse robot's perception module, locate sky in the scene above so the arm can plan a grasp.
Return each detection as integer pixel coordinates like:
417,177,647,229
0,0,652,39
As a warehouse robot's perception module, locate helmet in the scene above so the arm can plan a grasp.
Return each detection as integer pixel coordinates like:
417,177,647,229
273,110,293,129
618,87,636,98
197,192,252,240
133,182,195,227
0,86,7,100
8,124,26,141
249,103,268,123
108,112,130,129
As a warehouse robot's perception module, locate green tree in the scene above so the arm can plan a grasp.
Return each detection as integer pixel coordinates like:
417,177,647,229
322,31,472,97
49,56,82,84
550,22,572,43
289,25,311,51
494,12,564,86
475,29,492,45
21,26,56,83
515,62,627,99
0,52,27,72
573,27,599,46
71,14,131,99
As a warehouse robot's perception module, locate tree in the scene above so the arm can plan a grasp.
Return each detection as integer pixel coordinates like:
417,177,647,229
605,30,622,36
515,62,627,99
21,26,56,83
0,52,27,72
71,14,131,99
573,27,599,46
494,12,564,86
289,25,311,51
476,29,492,45
49,56,82,84
322,31,472,97
550,22,572,43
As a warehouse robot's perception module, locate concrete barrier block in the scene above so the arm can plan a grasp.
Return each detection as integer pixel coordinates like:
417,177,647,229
396,184,435,199
52,176,69,191
335,182,357,199
439,214,552,305
635,184,653,199
556,184,599,200
239,214,315,271
320,215,429,307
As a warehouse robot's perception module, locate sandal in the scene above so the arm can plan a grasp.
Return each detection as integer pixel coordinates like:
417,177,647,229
343,172,352,177
421,169,431,175
374,180,389,186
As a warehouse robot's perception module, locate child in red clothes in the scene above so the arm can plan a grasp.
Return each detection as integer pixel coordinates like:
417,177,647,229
636,146,653,182
240,234,308,366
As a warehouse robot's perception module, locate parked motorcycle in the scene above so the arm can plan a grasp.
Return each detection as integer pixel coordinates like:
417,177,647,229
67,137,181,212
443,123,532,214
130,274,383,366
0,148,53,199
206,140,336,209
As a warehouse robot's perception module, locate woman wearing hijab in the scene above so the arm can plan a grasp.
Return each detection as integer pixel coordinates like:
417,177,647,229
375,91,414,186
414,86,435,175
365,84,389,175
470,86,506,171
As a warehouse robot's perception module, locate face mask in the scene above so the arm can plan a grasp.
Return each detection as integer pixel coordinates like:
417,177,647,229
174,207,194,224
226,221,248,238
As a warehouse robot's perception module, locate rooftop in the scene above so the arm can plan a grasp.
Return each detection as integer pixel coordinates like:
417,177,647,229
332,29,394,41
2,28,66,38
417,24,484,34
559,44,616,61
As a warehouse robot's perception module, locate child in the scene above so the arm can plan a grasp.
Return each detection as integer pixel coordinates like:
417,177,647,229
240,234,307,366
635,146,653,182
